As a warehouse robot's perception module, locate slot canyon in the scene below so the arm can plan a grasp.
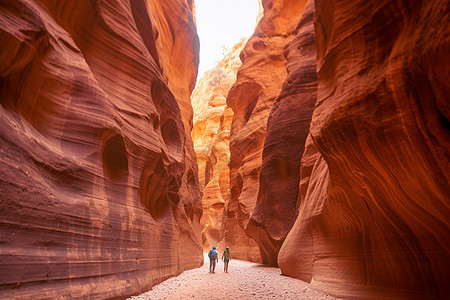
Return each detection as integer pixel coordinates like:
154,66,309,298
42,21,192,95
0,0,449,299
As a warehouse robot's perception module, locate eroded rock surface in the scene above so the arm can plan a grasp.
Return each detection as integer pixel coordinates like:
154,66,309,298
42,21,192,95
245,0,317,266
223,0,311,263
191,39,247,249
0,0,202,298
278,0,450,298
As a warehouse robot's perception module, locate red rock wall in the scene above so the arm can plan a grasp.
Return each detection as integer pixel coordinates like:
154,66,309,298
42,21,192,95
0,0,202,298
278,0,450,298
245,0,317,266
223,0,310,263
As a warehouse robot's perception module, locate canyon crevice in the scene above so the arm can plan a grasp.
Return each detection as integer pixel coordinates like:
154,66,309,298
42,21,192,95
191,38,247,250
245,0,317,267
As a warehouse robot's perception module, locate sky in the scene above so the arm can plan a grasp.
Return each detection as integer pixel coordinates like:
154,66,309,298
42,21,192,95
195,0,260,78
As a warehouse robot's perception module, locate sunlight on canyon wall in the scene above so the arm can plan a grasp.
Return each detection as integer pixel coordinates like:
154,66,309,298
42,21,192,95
191,38,247,250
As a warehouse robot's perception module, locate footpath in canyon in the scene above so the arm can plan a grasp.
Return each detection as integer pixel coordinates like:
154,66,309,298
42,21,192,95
129,254,338,300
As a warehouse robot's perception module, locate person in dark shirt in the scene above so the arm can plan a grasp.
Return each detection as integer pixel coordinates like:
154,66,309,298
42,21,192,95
208,246,218,273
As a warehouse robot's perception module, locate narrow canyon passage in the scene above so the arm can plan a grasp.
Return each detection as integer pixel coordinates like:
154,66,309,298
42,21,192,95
0,0,448,299
129,254,338,300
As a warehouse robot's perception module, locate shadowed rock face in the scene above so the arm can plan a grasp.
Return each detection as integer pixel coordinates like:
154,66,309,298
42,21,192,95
0,0,202,298
246,0,317,266
278,0,450,298
223,0,310,263
191,39,247,250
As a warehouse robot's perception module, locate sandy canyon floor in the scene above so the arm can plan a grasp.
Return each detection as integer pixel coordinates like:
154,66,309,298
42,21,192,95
129,254,338,299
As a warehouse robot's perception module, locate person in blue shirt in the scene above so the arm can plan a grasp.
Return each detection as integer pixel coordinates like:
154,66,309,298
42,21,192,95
207,246,219,273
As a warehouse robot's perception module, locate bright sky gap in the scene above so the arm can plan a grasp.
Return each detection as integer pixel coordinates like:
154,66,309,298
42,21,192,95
195,0,260,79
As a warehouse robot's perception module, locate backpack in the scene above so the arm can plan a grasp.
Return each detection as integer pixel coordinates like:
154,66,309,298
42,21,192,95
208,250,217,260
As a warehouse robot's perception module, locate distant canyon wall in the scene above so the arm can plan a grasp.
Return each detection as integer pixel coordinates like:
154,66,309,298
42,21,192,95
191,38,247,250
0,0,202,298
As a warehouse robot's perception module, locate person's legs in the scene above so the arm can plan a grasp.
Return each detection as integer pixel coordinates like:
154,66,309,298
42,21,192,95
209,259,213,273
212,260,216,273
224,261,228,272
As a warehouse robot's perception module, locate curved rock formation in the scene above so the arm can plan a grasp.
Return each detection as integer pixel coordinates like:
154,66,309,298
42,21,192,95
278,0,450,298
191,39,247,250
223,0,311,263
245,0,317,266
0,0,202,298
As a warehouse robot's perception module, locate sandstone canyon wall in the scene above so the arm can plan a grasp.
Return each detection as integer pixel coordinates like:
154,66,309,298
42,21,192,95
273,0,449,299
191,39,247,250
223,0,311,263
0,0,202,298
245,0,317,266
219,0,449,298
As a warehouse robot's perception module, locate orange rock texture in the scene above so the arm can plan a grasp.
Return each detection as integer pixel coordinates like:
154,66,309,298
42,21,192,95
275,0,450,299
0,0,202,298
217,0,449,297
246,0,317,266
191,39,247,250
223,0,311,263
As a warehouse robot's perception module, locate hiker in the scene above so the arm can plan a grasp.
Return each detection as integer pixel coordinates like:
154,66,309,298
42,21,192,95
208,246,219,273
222,246,230,272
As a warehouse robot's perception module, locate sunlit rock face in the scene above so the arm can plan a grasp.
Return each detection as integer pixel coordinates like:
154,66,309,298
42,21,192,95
245,0,317,267
223,0,311,263
278,0,450,298
191,39,247,250
0,0,202,298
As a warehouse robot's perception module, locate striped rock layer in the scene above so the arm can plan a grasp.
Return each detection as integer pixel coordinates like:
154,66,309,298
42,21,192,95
0,0,202,298
236,0,450,298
